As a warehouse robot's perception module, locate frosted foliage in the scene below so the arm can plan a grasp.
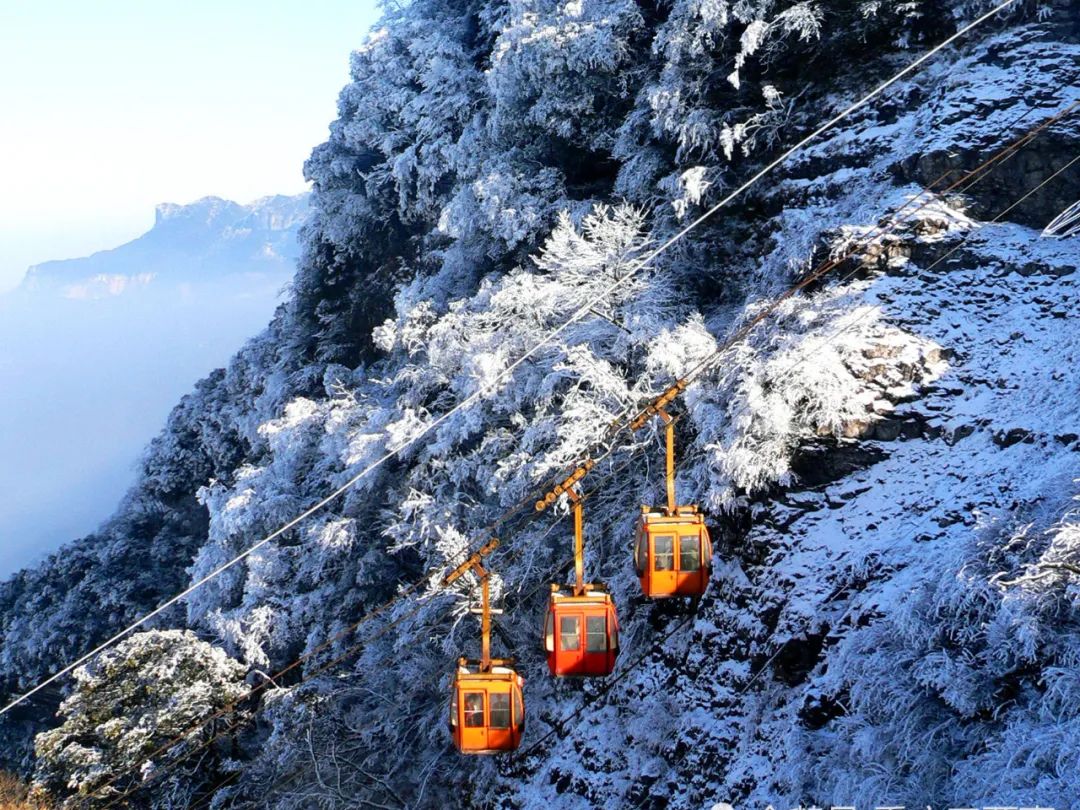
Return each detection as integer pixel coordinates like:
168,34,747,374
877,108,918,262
665,165,714,219
686,290,946,511
644,0,826,159
488,0,643,150
797,491,1080,806
31,631,246,808
0,0,1074,808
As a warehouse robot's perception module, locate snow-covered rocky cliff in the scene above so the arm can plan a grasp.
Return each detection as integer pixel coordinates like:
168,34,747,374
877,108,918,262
2,2,1078,808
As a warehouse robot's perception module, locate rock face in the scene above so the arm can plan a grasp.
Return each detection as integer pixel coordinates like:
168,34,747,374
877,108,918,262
1,3,1079,809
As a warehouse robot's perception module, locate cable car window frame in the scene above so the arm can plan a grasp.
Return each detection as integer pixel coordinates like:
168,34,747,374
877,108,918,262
678,533,701,572
544,610,555,652
489,692,511,729
634,525,647,576
653,534,675,571
513,688,524,728
559,615,581,651
585,614,607,652
463,691,485,728
450,689,459,727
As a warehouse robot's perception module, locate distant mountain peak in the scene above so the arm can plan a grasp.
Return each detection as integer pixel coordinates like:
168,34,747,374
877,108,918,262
19,193,310,297
154,196,245,226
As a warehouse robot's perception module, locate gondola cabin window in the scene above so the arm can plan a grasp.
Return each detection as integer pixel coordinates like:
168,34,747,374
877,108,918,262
634,530,648,576
560,616,580,650
653,535,675,571
464,692,484,727
679,534,700,571
586,615,607,652
489,693,511,729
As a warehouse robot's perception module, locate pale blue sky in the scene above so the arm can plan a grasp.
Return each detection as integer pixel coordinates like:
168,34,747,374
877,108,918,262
0,0,382,291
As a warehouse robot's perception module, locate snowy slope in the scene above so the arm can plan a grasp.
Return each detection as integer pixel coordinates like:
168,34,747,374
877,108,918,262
1,2,1078,809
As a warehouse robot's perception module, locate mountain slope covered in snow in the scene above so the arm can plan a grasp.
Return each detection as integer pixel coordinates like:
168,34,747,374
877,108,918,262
1,2,1078,808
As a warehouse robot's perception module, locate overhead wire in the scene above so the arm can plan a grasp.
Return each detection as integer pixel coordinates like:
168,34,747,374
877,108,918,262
41,12,1052,810
78,38,1065,810
0,0,1022,720
1042,199,1080,238
553,122,1080,810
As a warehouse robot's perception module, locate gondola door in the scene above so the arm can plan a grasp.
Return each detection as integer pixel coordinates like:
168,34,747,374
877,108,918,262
675,526,705,595
556,610,584,672
649,531,677,595
484,688,513,751
457,687,488,752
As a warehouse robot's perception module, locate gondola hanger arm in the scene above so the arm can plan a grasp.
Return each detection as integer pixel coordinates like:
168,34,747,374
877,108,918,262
535,458,596,512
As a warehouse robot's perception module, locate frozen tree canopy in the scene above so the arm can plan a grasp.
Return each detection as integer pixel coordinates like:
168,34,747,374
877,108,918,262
0,0,1077,808
32,631,247,808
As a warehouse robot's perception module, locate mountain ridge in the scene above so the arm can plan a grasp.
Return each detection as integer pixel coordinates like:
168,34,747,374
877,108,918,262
17,193,309,298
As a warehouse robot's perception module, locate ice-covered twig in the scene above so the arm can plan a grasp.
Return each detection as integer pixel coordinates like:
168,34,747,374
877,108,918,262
1042,200,1080,238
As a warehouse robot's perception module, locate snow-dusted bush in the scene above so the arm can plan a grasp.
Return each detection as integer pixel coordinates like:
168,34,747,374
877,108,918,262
32,631,247,808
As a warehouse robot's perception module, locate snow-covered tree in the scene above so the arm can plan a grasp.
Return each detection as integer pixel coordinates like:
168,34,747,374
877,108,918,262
32,631,247,808
0,0,1074,807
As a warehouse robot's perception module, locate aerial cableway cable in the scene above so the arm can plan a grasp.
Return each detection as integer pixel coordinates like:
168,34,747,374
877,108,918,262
71,63,1067,810
98,441,658,808
84,98,1069,808
0,0,1023,721
249,101,1080,801
521,139,1080,810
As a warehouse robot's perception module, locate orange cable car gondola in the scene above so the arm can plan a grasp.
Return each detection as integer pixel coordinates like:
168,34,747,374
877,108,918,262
444,539,525,754
634,409,713,600
544,491,619,677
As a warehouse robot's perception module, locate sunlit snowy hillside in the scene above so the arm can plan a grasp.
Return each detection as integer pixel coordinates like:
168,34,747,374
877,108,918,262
0,2,1077,809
